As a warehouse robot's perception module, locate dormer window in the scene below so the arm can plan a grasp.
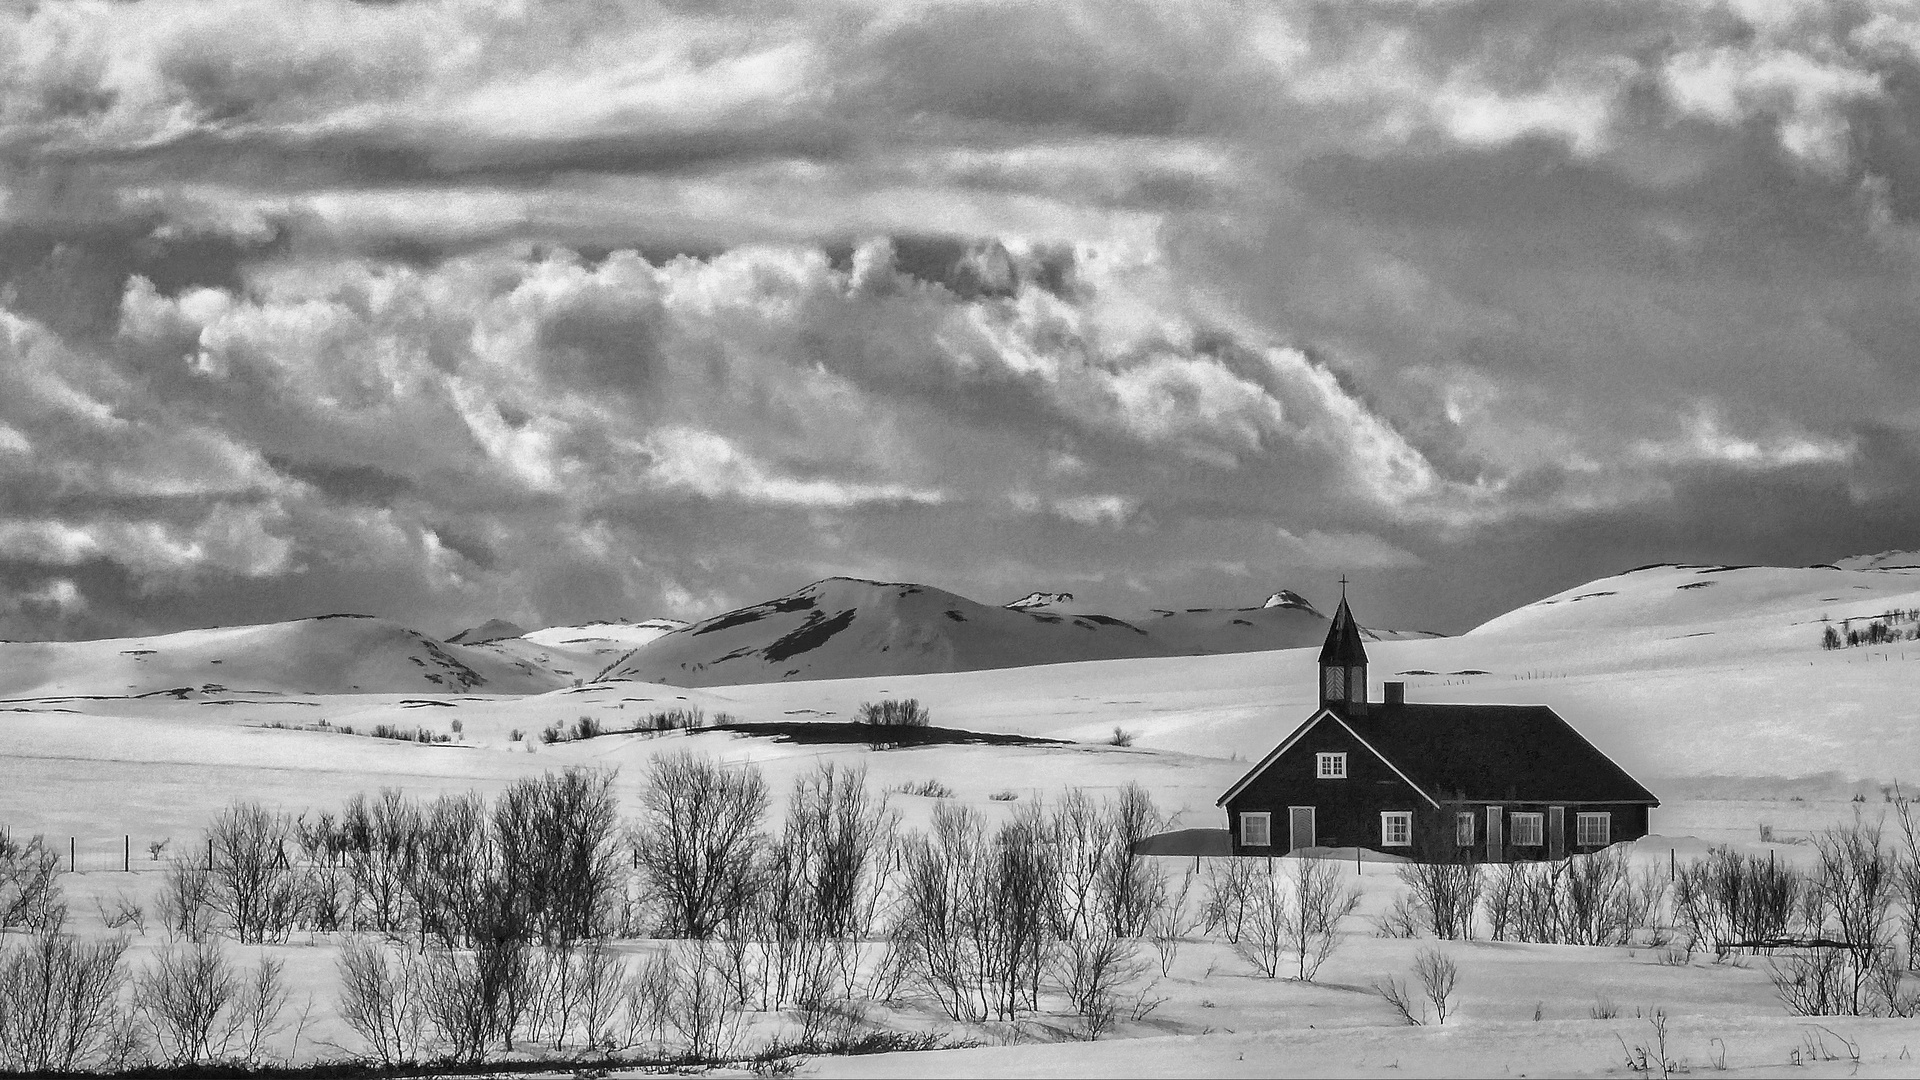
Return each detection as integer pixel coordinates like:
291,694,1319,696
1317,752,1347,778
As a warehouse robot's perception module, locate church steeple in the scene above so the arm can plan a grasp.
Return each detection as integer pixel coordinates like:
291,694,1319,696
1318,581,1369,715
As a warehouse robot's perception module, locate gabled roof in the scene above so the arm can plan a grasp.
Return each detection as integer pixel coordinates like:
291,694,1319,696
1318,596,1368,668
1220,702,1659,807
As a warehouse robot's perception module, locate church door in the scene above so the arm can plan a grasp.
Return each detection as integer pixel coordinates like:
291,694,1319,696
1548,806,1566,860
1288,806,1316,852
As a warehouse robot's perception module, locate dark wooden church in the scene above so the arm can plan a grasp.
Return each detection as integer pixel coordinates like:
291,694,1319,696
1217,594,1658,861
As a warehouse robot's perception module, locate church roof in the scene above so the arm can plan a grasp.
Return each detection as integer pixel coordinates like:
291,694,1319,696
1219,701,1659,807
1345,703,1658,804
1317,595,1369,667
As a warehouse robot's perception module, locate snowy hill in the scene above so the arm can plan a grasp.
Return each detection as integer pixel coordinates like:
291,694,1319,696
0,615,567,699
594,577,1418,687
521,619,688,652
1468,562,1920,638
445,618,529,644
1834,549,1920,571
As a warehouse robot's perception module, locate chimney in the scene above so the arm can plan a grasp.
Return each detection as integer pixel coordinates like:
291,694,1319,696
1384,681,1405,707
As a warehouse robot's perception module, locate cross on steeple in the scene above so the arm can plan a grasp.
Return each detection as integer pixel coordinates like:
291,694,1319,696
1338,574,1349,596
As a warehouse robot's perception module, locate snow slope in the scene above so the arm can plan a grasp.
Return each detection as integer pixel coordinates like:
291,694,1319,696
0,615,566,698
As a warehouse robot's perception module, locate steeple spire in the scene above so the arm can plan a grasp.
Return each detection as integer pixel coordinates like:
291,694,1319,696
1318,586,1369,715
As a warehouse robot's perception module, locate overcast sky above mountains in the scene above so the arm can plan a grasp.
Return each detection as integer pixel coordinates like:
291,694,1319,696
4,0,1920,641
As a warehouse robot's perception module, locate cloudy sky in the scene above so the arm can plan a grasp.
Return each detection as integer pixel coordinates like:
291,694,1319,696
3,0,1920,641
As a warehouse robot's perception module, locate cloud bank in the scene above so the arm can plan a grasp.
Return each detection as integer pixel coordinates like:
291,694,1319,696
2,0,1919,637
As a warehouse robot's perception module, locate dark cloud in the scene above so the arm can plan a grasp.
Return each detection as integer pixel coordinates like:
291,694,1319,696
0,0,1917,640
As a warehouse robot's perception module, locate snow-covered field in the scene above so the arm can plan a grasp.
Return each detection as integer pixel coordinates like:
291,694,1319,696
4,561,1920,1076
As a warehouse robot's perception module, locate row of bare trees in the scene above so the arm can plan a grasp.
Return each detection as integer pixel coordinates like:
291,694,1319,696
2,754,1393,1070
1368,805,1920,1018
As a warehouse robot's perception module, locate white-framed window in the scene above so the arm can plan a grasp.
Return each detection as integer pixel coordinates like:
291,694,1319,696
1381,811,1412,847
1576,812,1611,847
1317,752,1347,779
1511,812,1544,847
1241,812,1272,848
1456,812,1475,846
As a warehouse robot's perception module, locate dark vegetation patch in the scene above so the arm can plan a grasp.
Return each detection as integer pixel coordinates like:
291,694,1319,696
1623,563,1679,573
762,608,856,663
1025,612,1062,624
1074,613,1145,632
711,720,1065,748
943,609,966,621
119,649,155,656
1569,591,1617,601
314,613,376,620
691,593,818,635
1231,618,1253,626
1697,565,1756,574
1677,581,1715,590
1450,669,1489,675
1397,669,1437,675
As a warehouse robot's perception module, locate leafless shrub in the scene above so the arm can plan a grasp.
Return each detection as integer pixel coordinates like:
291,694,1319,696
157,854,216,943
0,834,63,933
1053,931,1147,1040
1414,947,1458,1025
494,768,625,947
205,802,300,944
989,790,1018,802
420,937,527,1065
231,955,289,1068
856,698,930,728
1892,792,1920,970
617,950,674,1054
96,891,146,935
340,789,421,935
1372,893,1422,939
894,802,1052,1023
1199,858,1260,944
1396,853,1482,939
892,778,954,799
133,939,240,1065
1675,846,1803,959
335,936,428,1067
0,930,132,1072
1147,866,1196,977
1373,974,1424,1025
1616,1008,1677,1077
1769,812,1909,1016
1235,858,1360,981
634,752,769,940
293,811,352,934
1107,727,1134,747
663,942,744,1062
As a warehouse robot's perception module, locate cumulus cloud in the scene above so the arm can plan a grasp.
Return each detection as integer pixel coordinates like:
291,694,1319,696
0,0,1917,636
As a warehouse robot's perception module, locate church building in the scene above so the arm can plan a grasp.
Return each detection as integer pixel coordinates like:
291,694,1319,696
1217,594,1659,860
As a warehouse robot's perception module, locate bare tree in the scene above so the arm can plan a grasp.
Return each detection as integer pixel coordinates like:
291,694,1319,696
1414,947,1459,1025
134,939,239,1065
1199,858,1260,945
633,752,769,939
334,937,427,1067
0,834,63,933
0,930,131,1073
1396,850,1482,940
340,790,420,935
1288,856,1362,981
157,854,216,943
205,803,300,944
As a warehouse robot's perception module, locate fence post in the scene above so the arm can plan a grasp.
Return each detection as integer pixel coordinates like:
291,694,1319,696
208,837,214,871
69,836,75,873
1670,847,1676,882
124,835,130,873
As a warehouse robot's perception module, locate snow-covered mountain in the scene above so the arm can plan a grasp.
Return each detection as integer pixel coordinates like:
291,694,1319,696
594,577,1421,687
0,615,566,699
